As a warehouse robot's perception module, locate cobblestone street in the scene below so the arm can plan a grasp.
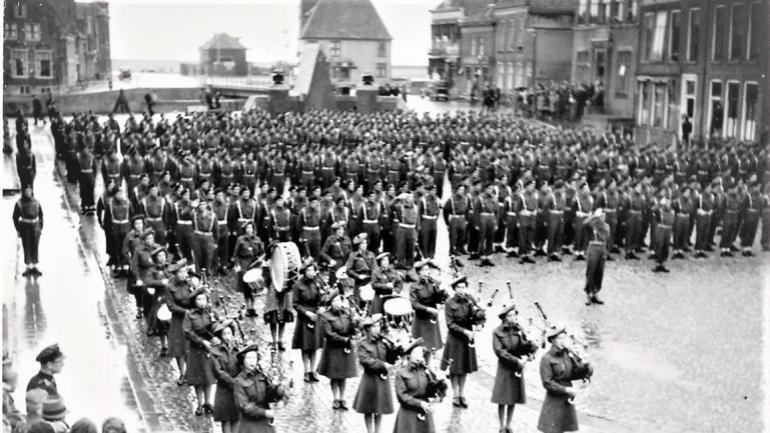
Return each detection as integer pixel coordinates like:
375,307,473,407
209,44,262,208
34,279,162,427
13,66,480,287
4,123,766,433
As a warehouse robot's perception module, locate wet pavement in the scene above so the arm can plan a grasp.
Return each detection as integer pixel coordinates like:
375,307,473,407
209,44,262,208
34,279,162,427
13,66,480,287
3,119,766,433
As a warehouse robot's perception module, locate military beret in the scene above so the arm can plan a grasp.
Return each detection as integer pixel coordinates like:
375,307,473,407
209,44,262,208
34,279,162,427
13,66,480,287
402,337,425,354
150,246,167,258
212,319,235,336
236,343,261,361
168,259,188,273
140,228,156,239
332,221,346,230
450,276,468,289
497,304,517,320
375,252,390,263
188,287,207,303
35,344,64,364
353,233,368,245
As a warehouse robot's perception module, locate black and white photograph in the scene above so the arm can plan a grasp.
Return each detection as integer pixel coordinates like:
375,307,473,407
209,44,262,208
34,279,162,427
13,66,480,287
1,0,769,432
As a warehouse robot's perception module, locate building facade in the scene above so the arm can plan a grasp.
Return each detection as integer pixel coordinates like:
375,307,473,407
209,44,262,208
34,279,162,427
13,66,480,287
3,0,111,96
572,0,639,124
199,33,248,76
634,0,768,146
299,0,391,86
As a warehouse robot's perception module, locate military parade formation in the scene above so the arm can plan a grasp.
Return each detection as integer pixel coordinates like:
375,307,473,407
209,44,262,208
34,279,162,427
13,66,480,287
8,105,769,433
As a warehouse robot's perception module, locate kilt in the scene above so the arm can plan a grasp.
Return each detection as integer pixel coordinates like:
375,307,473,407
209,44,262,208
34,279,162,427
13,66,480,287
234,417,275,433
148,298,170,336
440,331,477,375
213,385,239,422
186,345,215,385
490,362,526,405
352,371,394,414
411,316,443,351
263,289,293,324
316,344,358,379
168,314,188,358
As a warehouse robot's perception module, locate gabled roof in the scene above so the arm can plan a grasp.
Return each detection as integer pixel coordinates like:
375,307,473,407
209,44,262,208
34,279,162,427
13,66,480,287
200,33,246,51
433,0,496,17
301,0,391,41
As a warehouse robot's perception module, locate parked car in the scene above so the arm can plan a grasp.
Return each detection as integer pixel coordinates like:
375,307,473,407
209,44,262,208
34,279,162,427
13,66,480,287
430,81,449,101
119,68,132,80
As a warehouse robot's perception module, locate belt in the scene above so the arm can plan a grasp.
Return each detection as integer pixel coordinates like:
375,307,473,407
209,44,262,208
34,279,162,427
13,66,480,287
449,215,465,219
421,215,437,220
506,212,517,216
747,208,759,212
589,240,605,246
221,174,233,179
199,172,211,176
629,210,642,214
519,210,534,216
434,170,444,174
275,226,289,231
243,173,255,178
321,167,334,171
19,217,39,223
147,217,163,222
480,212,494,216
113,219,129,224
399,223,415,229
697,209,713,215
363,219,378,224
302,170,314,174
549,210,563,214
80,169,93,173
303,226,320,231
177,220,192,225
180,177,193,182
194,230,213,236
388,170,399,174
676,213,689,217
657,224,671,229
218,220,228,225
128,174,141,178
698,170,708,174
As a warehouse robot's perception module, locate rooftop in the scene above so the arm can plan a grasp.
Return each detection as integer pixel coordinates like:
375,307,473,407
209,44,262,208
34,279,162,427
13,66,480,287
199,33,247,51
300,0,391,40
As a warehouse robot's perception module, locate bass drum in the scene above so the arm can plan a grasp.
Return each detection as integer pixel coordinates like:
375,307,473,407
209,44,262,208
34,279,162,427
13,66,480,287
269,242,302,293
383,295,414,327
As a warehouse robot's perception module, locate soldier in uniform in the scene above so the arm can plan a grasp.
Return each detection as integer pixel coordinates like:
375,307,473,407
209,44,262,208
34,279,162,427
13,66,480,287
418,184,441,259
268,196,292,243
321,221,352,285
672,188,693,259
106,188,134,277
139,183,171,247
232,344,288,433
292,260,326,383
232,221,265,317
360,190,383,254
317,291,360,410
76,145,97,214
515,179,538,264
719,186,741,256
191,199,219,276
209,320,240,433
624,182,645,259
393,338,448,433
26,344,64,398
369,252,404,315
761,183,770,252
738,181,762,256
653,198,675,273
345,233,378,306
393,194,420,269
584,209,609,305
298,195,323,260
183,289,217,416
694,182,715,258
16,140,36,191
410,260,448,364
172,188,195,262
544,180,567,261
443,183,470,256
100,149,122,190
572,182,594,261
475,184,500,266
210,188,231,274
13,185,44,277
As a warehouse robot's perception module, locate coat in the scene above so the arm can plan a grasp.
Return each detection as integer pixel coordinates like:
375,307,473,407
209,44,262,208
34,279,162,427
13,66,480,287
410,278,447,351
165,277,192,358
316,308,358,379
352,336,398,414
393,361,437,433
183,307,216,385
233,369,286,433
369,266,404,315
291,276,324,351
537,346,592,433
211,343,241,422
440,294,480,375
491,323,538,405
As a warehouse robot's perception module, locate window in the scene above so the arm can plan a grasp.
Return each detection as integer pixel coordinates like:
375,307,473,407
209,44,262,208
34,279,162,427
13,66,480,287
376,63,387,78
14,3,27,18
578,0,588,23
87,16,94,34
479,36,485,56
628,0,638,22
516,19,524,47
377,42,386,58
653,82,667,127
506,62,514,90
497,65,504,89
683,77,696,119
724,81,741,137
590,0,599,23
638,81,651,126
525,62,532,79
729,4,746,60
514,62,524,88
712,5,727,60
687,8,701,61
708,81,723,136
642,13,655,60
576,51,590,84
669,10,681,61
748,2,760,60
10,49,28,78
610,0,620,22
330,40,341,57
742,82,758,141
650,11,667,61
615,51,632,96
25,23,41,41
35,50,52,79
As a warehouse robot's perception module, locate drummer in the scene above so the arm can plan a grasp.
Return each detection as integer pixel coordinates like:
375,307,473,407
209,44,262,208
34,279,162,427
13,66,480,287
320,221,352,286
370,252,404,316
291,260,325,383
263,252,294,351
345,233,378,308
142,247,173,357
409,259,448,364
232,221,265,318
166,259,193,386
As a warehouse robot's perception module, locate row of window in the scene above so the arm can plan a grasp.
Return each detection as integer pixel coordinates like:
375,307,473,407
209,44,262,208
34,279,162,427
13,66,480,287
9,49,53,79
494,62,533,91
325,41,387,59
498,18,526,51
469,36,486,57
637,78,759,142
329,63,388,80
577,0,639,25
4,22,41,41
641,2,761,63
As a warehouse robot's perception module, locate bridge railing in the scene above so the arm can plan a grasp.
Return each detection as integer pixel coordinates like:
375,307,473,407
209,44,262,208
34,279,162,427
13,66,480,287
198,75,290,89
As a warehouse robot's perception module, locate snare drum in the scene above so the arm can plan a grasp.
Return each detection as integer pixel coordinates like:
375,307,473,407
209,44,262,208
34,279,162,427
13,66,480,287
269,242,302,292
383,295,414,326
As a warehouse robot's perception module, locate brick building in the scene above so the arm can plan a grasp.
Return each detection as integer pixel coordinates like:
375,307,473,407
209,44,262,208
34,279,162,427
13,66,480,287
634,0,768,146
199,33,248,76
299,0,391,86
572,0,639,130
3,0,111,97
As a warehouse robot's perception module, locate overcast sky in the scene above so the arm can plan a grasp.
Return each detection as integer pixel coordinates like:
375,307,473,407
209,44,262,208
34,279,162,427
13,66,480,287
109,0,436,65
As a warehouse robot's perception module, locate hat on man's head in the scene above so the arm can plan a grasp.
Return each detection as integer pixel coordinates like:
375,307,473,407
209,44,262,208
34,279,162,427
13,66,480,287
35,344,63,364
332,221,345,230
497,304,517,320
353,233,368,245
131,214,146,223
